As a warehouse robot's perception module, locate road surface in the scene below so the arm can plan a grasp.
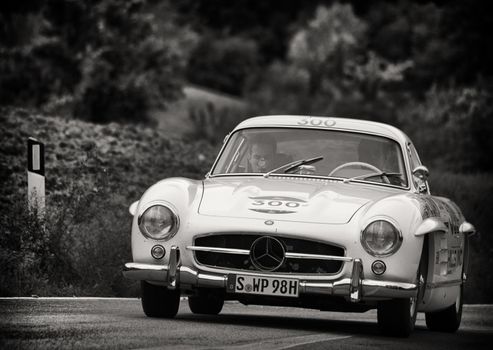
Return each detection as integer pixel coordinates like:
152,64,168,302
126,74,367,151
1,298,492,349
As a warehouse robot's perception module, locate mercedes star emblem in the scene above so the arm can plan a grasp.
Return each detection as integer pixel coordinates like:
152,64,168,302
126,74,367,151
250,236,286,271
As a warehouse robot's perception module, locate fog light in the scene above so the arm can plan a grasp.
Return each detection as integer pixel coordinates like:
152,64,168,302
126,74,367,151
371,260,386,275
151,245,166,259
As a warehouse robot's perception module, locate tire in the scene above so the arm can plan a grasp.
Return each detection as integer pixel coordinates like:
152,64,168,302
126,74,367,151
425,284,463,333
141,281,180,318
377,242,427,337
188,290,224,315
377,297,417,337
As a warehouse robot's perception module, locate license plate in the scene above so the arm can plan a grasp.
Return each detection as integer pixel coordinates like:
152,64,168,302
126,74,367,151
227,274,299,297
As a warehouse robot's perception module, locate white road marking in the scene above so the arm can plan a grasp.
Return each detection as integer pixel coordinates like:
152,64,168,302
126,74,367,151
0,296,195,301
210,334,353,350
131,334,353,350
0,297,140,300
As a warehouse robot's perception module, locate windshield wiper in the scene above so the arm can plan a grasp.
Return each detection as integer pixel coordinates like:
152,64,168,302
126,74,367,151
264,156,324,178
343,171,403,184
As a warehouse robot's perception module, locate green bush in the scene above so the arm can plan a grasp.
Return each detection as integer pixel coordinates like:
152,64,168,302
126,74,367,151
0,176,132,297
0,108,217,296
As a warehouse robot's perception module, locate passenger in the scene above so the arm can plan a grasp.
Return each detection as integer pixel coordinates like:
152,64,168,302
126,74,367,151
358,139,390,170
358,138,402,185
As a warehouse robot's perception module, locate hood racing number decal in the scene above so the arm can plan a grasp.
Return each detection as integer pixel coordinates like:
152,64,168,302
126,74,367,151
248,196,306,214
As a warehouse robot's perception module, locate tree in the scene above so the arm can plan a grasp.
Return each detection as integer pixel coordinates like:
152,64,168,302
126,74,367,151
187,35,259,95
398,84,493,172
288,3,367,94
0,0,188,124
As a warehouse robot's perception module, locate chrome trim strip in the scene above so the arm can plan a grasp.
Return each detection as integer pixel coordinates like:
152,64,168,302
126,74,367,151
167,246,179,289
350,258,363,302
285,252,353,262
299,282,333,295
186,246,250,255
363,280,416,290
425,279,462,289
188,246,351,262
123,263,168,282
362,280,417,298
125,263,168,271
123,262,417,299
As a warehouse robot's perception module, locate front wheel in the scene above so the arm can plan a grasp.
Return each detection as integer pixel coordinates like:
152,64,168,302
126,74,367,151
377,241,427,337
141,281,180,318
377,297,417,337
188,290,224,315
425,285,463,332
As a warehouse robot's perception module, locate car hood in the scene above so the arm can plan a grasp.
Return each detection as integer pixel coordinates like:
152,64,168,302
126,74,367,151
198,177,398,224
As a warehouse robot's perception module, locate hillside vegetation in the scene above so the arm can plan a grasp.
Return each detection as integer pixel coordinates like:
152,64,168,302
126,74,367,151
0,108,217,297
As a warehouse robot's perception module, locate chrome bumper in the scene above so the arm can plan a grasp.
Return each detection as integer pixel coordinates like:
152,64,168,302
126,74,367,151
123,247,417,302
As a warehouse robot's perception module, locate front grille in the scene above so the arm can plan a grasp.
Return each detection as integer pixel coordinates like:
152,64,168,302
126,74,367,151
194,234,345,274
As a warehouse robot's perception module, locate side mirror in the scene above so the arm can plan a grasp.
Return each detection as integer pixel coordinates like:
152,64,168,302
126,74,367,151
412,165,429,181
459,221,476,236
412,165,429,194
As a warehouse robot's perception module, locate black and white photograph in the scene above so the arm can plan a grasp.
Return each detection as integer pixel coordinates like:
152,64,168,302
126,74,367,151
1,0,492,349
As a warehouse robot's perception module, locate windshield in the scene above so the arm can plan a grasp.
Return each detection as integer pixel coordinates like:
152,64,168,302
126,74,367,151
211,128,408,187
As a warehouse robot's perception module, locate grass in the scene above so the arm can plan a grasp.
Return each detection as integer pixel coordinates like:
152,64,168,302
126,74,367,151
152,84,248,138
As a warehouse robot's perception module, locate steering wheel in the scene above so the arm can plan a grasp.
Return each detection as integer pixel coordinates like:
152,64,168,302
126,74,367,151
328,161,382,177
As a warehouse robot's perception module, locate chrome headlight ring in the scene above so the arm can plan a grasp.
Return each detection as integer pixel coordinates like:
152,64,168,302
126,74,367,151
360,217,403,257
137,201,180,241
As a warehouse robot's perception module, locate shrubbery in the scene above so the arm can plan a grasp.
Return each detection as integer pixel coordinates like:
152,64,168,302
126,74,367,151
0,108,217,296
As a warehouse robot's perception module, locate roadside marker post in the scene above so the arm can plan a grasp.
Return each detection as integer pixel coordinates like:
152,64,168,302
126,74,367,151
27,137,45,215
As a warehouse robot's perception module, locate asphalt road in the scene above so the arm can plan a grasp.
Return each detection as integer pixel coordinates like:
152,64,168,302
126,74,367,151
0,298,492,349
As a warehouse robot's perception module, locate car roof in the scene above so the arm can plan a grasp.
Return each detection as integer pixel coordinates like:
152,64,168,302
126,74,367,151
233,115,411,145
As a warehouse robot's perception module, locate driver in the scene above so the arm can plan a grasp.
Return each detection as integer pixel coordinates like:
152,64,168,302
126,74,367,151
247,135,277,172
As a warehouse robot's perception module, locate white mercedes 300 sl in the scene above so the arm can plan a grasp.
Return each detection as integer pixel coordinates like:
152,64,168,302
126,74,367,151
124,115,475,337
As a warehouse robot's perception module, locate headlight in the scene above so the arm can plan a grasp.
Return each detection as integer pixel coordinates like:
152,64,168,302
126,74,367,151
361,220,402,257
138,205,179,240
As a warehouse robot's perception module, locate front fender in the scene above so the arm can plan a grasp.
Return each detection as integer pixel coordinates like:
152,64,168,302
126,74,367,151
354,194,424,283
130,177,203,264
